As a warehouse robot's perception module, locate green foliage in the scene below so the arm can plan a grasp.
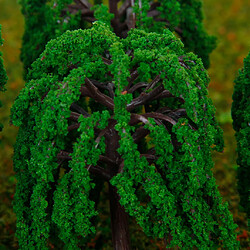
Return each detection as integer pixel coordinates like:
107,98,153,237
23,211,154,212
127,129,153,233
11,22,238,249
232,52,250,226
133,0,216,68
19,0,82,78
19,0,215,78
0,24,8,133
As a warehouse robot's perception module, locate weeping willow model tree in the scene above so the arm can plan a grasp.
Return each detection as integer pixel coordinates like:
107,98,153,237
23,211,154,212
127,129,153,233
232,52,250,227
0,25,8,136
20,0,215,77
11,22,238,249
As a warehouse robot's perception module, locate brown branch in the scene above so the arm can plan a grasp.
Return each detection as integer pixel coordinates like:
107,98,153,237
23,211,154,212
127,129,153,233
99,155,117,167
147,9,160,17
145,75,161,91
149,1,160,10
126,84,164,111
57,151,72,160
127,82,148,93
74,0,92,9
68,123,80,132
68,111,81,121
81,16,96,22
102,56,113,65
109,0,121,36
118,0,131,17
126,69,139,90
130,113,150,125
141,154,157,164
90,78,115,98
143,112,177,125
153,90,185,104
88,165,111,181
132,126,149,143
70,103,90,117
57,150,111,180
82,78,114,110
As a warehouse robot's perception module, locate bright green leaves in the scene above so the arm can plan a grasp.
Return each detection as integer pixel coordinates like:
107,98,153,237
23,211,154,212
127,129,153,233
109,41,130,93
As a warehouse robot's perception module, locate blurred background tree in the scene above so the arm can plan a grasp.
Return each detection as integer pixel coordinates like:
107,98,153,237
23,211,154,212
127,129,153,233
0,0,249,249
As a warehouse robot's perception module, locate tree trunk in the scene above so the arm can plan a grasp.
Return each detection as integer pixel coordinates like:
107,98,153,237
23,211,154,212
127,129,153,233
106,127,131,250
109,184,131,250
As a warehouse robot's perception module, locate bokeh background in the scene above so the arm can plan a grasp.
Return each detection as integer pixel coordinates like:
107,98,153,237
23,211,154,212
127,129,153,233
0,0,249,249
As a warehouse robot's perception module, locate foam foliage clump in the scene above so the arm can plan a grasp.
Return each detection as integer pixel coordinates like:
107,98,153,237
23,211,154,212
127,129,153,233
232,52,250,225
11,22,238,249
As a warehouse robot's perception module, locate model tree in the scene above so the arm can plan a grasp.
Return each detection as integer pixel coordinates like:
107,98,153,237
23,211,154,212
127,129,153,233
19,0,215,78
11,21,238,249
232,52,250,227
0,25,8,136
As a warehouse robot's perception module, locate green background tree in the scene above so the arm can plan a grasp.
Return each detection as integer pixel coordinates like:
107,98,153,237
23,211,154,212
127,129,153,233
0,25,8,134
232,52,250,227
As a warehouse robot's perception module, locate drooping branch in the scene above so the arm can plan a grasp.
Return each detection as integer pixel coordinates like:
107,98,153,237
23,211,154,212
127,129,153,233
127,82,148,93
70,103,90,117
90,78,115,98
127,84,164,111
142,112,177,125
99,155,117,167
145,75,161,91
153,90,185,103
127,69,139,88
68,111,81,121
82,78,114,110
88,165,111,181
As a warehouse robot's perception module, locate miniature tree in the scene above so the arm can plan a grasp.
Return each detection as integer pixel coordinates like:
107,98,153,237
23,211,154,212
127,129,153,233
19,0,215,77
11,22,238,249
0,25,8,136
232,52,250,226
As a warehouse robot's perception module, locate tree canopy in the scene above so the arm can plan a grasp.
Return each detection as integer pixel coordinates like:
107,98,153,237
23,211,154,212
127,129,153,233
11,22,238,249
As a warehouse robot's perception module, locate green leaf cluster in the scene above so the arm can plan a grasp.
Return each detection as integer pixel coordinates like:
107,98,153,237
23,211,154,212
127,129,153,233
11,22,238,249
